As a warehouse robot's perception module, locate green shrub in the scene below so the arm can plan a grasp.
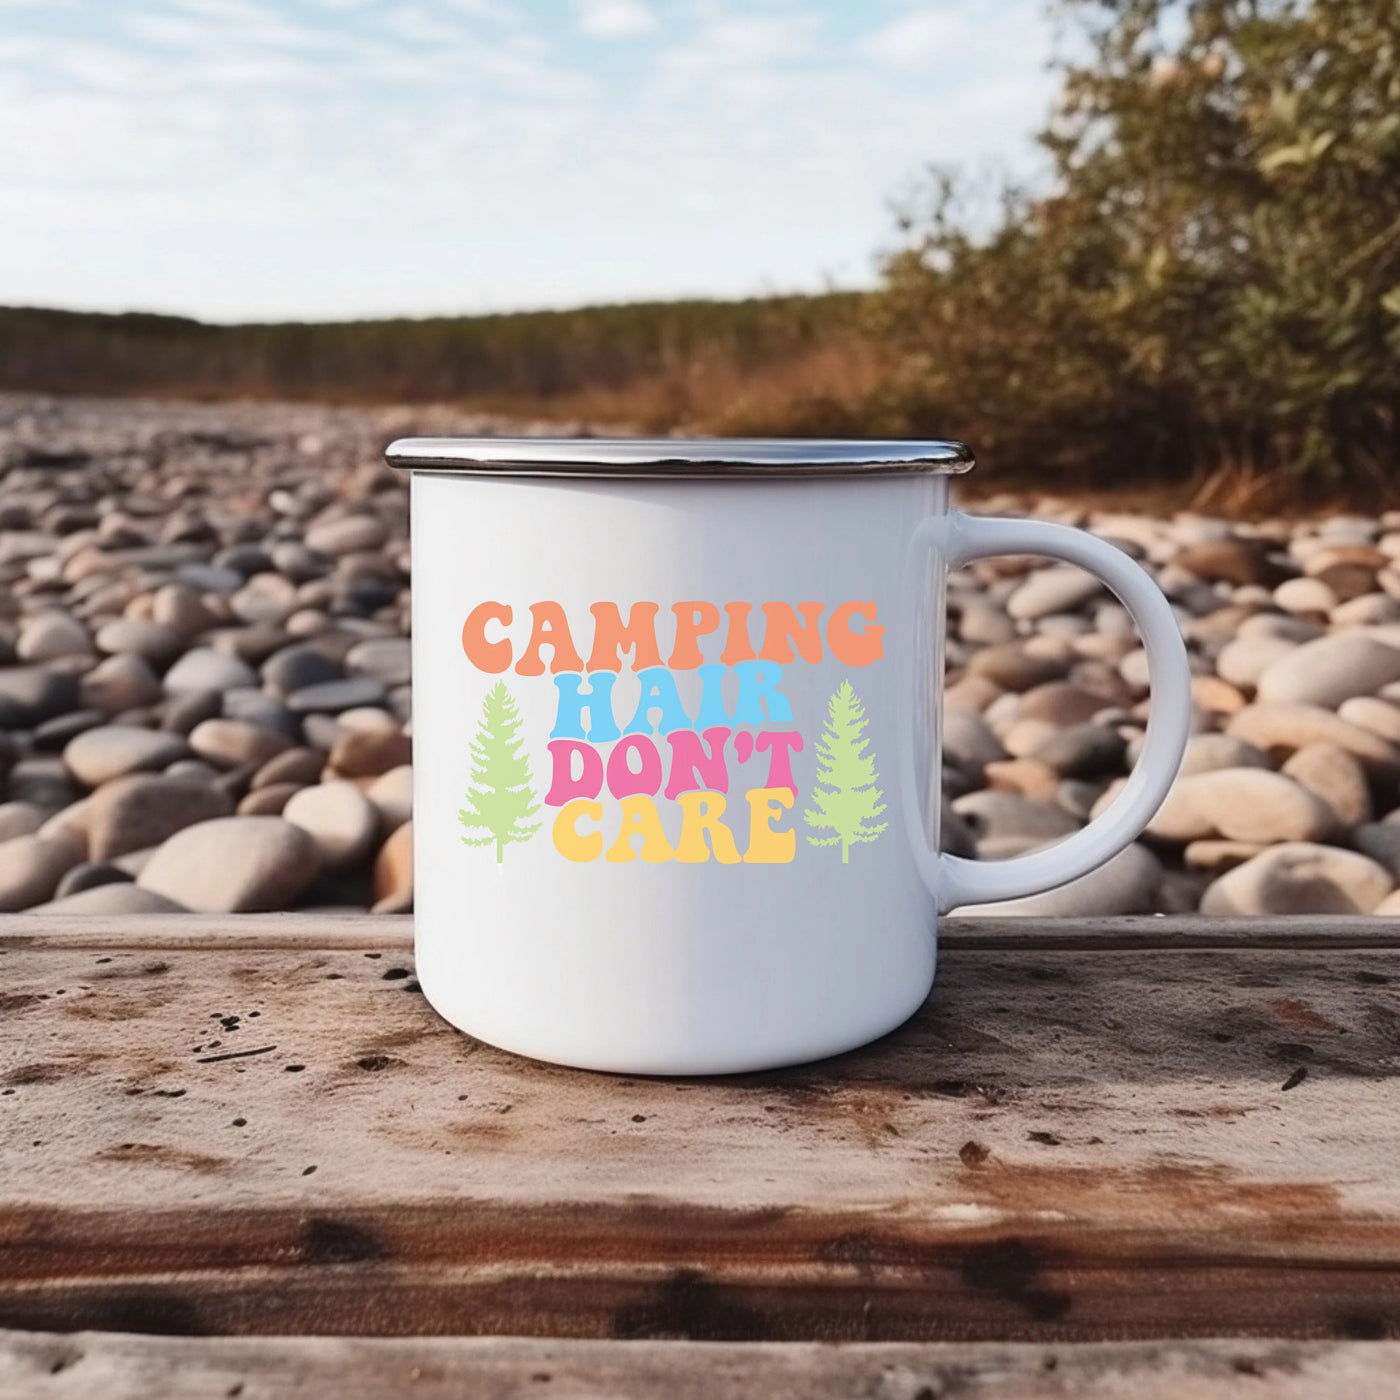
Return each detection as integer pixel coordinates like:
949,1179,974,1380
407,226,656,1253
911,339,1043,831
876,0,1400,499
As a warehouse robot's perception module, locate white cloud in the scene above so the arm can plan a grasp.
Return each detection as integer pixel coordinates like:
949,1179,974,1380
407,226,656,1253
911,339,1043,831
574,0,656,39
860,7,979,69
651,12,814,101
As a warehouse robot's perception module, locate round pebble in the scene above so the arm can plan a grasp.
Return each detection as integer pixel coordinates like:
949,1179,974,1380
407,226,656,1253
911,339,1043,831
1146,768,1335,845
63,725,191,788
151,582,218,637
34,884,188,914
0,802,49,844
1031,723,1126,778
0,668,79,727
33,708,108,751
238,783,302,816
53,861,132,899
262,643,344,698
366,765,412,832
1255,633,1400,708
163,647,258,693
1200,843,1393,915
17,611,91,662
81,653,164,713
372,819,413,910
87,773,234,862
966,644,1068,692
137,816,323,912
283,780,380,871
1175,538,1277,587
94,618,184,663
942,711,1007,778
188,718,294,769
0,831,83,912
1336,696,1400,745
1006,565,1104,621
1280,743,1372,828
984,757,1061,801
1226,703,1400,774
306,515,388,556
252,746,327,789
285,677,388,714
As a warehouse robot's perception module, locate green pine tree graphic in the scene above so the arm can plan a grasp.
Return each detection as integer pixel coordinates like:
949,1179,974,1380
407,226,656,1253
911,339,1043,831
803,680,888,863
458,681,541,863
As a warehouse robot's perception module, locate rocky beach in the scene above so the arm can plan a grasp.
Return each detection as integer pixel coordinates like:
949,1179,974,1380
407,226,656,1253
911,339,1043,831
2,392,1400,918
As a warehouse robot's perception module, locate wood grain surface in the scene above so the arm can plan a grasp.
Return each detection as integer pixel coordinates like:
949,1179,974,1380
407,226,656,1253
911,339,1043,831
1,915,1398,1343
3,1331,1400,1399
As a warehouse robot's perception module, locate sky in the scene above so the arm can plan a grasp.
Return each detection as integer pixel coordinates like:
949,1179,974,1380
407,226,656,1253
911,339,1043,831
0,0,1058,322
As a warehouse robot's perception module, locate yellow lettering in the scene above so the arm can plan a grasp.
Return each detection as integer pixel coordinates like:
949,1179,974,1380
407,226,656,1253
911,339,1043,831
553,799,603,862
605,795,676,864
674,790,743,864
744,786,796,863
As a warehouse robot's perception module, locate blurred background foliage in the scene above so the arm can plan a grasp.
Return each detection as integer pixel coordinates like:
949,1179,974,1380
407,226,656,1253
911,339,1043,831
3,0,1397,506
876,0,1400,506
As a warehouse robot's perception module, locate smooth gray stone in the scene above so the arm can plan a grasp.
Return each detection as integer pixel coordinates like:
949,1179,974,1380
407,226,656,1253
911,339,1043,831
284,677,388,715
0,667,79,727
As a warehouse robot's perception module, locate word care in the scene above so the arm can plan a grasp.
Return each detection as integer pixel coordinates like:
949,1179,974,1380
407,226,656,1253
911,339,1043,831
456,600,891,868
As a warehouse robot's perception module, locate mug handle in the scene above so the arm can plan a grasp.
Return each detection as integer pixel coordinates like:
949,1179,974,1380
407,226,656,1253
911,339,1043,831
905,511,1193,913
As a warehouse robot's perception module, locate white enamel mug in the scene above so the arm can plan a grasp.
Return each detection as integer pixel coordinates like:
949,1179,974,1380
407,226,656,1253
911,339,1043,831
388,438,1191,1075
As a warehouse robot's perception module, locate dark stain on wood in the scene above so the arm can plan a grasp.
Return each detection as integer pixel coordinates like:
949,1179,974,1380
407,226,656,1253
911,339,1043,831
0,1287,206,1337
300,1219,384,1265
841,1086,907,1148
960,1240,1071,1323
2,1062,69,1086
613,1269,770,1341
1267,998,1343,1034
446,1117,519,1145
93,1143,228,1172
1336,1310,1392,1340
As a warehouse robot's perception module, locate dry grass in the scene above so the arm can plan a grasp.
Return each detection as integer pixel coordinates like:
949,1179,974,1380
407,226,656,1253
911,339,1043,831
456,332,884,437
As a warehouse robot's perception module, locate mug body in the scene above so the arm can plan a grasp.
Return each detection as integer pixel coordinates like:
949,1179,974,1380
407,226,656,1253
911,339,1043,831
409,465,952,1075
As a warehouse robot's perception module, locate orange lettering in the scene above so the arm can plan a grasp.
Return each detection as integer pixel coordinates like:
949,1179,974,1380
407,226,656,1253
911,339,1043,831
757,602,824,664
515,601,585,676
669,601,721,670
720,602,756,664
827,601,884,666
462,602,512,673
587,602,663,673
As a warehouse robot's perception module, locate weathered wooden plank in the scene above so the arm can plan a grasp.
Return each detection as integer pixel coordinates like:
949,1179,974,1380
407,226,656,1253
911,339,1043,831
4,1331,1400,1400
1,928,1398,1341
944,914,1400,952
0,912,414,953
2,912,1399,954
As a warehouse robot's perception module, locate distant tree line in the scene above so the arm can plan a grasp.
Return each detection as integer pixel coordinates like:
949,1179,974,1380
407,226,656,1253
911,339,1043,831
0,296,873,437
3,0,1396,505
